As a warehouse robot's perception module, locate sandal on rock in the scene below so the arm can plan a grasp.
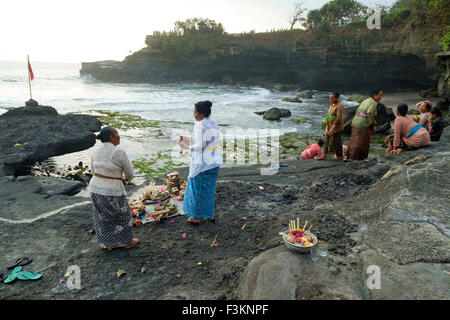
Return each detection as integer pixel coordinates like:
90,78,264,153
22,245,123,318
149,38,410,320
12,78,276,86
7,257,32,270
187,217,200,226
124,238,140,249
3,266,42,284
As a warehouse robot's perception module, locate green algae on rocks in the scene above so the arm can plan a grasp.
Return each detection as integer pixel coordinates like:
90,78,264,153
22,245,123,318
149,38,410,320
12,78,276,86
88,110,160,129
347,95,366,104
279,132,321,160
290,118,308,124
132,152,181,178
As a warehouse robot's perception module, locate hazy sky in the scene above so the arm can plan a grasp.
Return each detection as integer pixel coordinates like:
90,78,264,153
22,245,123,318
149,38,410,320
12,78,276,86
0,0,397,63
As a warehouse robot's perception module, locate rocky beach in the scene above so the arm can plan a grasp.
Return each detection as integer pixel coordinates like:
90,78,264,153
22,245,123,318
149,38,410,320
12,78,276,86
0,97,448,300
1,0,450,301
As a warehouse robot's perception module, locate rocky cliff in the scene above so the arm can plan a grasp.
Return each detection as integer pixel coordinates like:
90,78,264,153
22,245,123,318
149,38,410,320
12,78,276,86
80,23,444,92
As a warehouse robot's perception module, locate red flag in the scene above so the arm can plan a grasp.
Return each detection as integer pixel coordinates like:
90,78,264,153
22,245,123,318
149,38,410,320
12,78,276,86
28,59,34,81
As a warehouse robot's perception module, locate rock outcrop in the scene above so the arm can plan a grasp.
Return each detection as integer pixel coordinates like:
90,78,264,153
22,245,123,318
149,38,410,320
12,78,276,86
342,103,396,134
239,143,450,300
436,51,450,98
261,108,292,121
80,25,443,92
0,106,102,177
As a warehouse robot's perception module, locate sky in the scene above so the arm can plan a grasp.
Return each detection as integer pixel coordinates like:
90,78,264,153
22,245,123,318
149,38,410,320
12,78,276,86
0,0,397,63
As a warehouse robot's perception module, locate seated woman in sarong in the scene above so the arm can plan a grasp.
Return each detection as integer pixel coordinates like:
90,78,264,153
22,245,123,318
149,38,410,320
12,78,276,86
428,107,446,142
345,89,383,161
415,100,432,130
89,126,139,251
178,101,222,226
384,104,431,154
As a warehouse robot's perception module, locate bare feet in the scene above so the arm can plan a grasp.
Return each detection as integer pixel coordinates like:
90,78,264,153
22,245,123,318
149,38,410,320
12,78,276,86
187,217,200,225
124,237,140,249
317,155,326,161
386,142,393,153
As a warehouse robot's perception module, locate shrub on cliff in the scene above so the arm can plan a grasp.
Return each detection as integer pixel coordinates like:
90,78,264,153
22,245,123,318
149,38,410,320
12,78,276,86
149,18,225,61
388,0,450,31
441,27,450,51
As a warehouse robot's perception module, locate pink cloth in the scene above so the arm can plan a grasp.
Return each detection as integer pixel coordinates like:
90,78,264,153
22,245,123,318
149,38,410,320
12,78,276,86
302,144,323,159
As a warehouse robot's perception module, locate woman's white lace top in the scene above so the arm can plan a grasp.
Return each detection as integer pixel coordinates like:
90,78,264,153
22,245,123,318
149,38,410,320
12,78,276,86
88,142,134,197
188,117,222,179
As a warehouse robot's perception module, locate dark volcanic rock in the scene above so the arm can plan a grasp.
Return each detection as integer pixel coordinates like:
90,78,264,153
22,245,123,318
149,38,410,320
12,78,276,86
25,99,39,107
343,103,395,134
263,107,291,121
280,108,292,118
0,105,101,177
436,97,450,111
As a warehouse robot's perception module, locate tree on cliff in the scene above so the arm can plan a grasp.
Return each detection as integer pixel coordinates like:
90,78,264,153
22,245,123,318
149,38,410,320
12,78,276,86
306,9,323,31
305,0,367,30
149,18,225,61
288,2,308,30
174,18,224,36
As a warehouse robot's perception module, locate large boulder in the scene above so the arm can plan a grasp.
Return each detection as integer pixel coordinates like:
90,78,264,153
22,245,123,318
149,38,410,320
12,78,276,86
436,97,450,112
263,107,291,121
343,103,395,134
0,105,101,177
239,246,364,300
420,87,439,98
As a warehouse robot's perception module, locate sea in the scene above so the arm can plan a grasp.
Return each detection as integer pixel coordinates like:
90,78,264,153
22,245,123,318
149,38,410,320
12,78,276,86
0,60,358,178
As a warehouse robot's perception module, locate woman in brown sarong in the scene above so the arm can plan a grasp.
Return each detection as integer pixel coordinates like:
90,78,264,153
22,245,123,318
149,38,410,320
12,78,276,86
345,89,383,161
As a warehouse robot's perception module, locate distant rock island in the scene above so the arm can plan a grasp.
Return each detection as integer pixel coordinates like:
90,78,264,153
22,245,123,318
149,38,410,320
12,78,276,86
81,17,449,96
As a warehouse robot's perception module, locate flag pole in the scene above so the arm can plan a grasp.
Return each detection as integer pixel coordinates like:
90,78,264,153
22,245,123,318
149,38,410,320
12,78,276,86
27,55,32,100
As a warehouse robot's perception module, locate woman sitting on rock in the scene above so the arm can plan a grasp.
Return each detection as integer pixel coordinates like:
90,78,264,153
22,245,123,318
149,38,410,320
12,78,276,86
384,104,431,154
89,126,139,250
428,107,446,142
179,101,222,225
416,100,432,129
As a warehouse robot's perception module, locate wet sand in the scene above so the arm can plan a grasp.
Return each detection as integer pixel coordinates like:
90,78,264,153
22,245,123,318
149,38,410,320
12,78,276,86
348,90,442,111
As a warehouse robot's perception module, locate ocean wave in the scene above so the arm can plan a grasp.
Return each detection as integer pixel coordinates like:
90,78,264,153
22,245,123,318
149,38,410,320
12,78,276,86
1,79,20,83
91,101,155,107
80,75,101,84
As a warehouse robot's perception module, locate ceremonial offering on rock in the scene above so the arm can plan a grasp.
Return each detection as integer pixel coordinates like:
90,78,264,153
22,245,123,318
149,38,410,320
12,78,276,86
280,219,318,253
129,181,186,226
164,171,187,201
140,185,170,203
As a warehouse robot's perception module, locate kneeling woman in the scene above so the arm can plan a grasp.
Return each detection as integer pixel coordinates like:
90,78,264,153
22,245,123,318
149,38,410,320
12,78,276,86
179,101,222,225
385,104,431,154
89,127,139,250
